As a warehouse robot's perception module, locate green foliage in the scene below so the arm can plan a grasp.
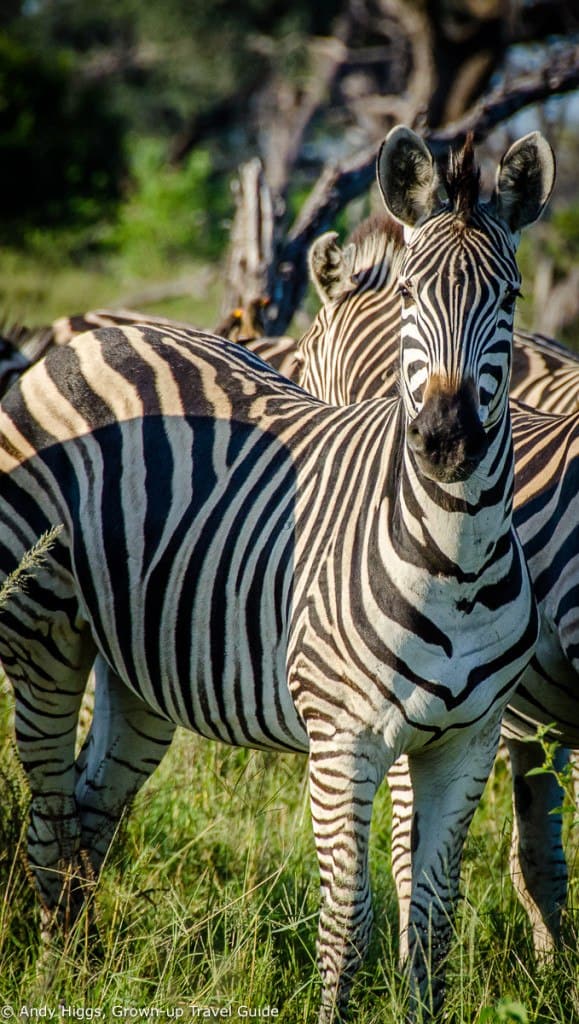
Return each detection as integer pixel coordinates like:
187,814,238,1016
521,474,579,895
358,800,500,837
521,723,578,833
6,0,337,142
108,138,230,273
544,206,579,276
0,242,224,327
0,135,230,325
515,199,579,349
478,998,529,1023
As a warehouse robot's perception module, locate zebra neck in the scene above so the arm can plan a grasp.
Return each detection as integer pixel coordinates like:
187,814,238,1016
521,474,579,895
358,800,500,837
392,413,514,578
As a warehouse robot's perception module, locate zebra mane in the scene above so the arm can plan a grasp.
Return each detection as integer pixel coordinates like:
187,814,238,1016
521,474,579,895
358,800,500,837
346,212,404,287
0,317,54,362
442,133,481,223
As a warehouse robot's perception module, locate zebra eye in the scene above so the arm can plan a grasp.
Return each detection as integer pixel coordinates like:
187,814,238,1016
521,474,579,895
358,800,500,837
398,281,414,304
501,285,522,311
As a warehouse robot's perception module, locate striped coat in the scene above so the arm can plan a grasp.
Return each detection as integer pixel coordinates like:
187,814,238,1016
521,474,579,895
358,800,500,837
0,128,545,1021
299,143,577,957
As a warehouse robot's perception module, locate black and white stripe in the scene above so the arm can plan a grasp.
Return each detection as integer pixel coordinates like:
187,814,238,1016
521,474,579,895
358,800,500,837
0,127,545,1024
300,131,577,959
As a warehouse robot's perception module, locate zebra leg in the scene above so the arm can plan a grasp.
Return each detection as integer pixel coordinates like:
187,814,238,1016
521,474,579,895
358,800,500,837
75,655,176,878
404,724,501,1020
309,746,383,1023
9,626,98,935
507,737,568,953
387,754,413,964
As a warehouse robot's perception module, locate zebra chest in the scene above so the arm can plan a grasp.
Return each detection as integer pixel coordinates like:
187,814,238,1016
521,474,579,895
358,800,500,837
287,564,531,752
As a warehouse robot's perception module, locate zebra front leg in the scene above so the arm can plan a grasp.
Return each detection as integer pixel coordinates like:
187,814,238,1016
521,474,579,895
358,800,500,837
309,744,384,1023
507,737,568,953
75,655,176,879
387,754,413,965
405,723,501,1021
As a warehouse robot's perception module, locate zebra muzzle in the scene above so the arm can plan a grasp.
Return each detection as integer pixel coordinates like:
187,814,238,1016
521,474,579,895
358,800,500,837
407,380,488,483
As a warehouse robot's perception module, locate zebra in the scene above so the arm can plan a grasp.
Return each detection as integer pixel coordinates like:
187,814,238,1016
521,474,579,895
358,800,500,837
0,309,302,396
0,123,550,1021
302,219,579,414
298,133,578,958
509,329,579,413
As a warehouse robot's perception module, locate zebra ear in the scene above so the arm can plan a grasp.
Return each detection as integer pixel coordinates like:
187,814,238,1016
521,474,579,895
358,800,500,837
309,232,356,305
492,132,555,233
376,126,440,228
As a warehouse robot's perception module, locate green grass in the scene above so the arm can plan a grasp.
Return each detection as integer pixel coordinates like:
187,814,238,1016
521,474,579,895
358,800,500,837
0,245,223,331
0,686,577,1023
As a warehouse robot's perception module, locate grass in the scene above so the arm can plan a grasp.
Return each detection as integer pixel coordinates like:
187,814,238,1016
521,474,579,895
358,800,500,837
0,245,224,330
0,688,577,1023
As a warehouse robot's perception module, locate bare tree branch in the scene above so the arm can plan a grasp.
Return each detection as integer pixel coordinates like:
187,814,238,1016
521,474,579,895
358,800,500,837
220,38,579,337
428,43,579,153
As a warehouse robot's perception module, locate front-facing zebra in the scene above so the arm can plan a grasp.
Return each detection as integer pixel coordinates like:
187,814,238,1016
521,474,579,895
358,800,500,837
0,127,548,1020
299,130,579,958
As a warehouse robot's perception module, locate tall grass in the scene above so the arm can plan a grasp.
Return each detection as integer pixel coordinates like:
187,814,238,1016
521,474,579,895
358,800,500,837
0,698,577,1022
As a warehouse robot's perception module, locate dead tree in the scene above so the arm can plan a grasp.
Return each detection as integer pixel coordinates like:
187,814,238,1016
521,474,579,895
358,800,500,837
220,25,579,338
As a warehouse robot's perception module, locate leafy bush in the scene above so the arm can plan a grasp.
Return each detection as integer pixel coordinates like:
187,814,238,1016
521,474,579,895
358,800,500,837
107,137,230,274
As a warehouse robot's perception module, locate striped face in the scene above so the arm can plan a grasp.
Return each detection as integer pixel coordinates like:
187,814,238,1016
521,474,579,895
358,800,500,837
399,207,520,425
376,125,554,484
397,207,520,482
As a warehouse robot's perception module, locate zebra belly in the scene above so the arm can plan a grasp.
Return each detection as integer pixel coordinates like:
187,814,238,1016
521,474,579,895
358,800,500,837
73,549,310,754
504,611,579,747
0,440,310,756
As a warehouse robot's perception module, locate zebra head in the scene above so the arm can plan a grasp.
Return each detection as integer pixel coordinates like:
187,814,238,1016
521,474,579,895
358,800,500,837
377,126,555,483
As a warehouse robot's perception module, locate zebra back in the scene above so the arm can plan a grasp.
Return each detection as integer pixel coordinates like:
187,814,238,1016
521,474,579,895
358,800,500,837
510,329,579,413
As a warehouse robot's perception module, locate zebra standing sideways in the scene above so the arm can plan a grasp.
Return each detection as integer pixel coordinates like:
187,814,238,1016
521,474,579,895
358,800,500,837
299,131,578,957
0,127,549,1020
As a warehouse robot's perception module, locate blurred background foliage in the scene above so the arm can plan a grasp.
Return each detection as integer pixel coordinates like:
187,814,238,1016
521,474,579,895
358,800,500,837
0,0,331,321
0,0,577,338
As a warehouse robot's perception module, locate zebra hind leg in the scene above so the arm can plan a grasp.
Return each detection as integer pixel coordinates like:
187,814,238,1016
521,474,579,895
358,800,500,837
403,721,502,1021
75,655,176,882
507,737,569,954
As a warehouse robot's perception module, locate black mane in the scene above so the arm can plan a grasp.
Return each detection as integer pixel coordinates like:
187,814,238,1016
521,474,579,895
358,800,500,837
442,133,481,222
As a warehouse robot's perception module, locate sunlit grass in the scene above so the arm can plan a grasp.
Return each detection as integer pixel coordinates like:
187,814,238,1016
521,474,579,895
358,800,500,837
0,246,223,330
0,687,577,1021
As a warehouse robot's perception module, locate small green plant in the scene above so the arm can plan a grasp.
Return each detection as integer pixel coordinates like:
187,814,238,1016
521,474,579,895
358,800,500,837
522,722,578,831
478,998,529,1023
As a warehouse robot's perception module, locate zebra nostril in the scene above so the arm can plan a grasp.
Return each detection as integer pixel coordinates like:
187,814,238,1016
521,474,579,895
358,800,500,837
407,420,425,453
466,431,488,463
